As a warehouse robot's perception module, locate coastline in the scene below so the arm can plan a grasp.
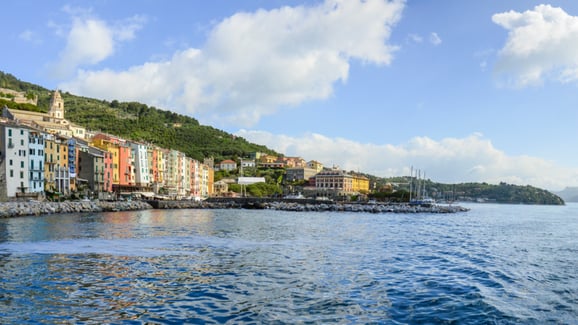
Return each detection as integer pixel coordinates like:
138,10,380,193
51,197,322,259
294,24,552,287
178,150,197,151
0,199,469,219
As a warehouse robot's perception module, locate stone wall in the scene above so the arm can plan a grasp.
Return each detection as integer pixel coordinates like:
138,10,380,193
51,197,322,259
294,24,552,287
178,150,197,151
0,200,152,218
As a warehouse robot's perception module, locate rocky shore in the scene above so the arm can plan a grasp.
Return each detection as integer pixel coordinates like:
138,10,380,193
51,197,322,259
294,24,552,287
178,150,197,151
147,199,470,214
0,199,469,218
0,200,153,218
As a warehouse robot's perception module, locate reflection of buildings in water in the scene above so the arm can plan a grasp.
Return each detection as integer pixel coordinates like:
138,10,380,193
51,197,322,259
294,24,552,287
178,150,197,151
133,209,219,237
43,253,219,317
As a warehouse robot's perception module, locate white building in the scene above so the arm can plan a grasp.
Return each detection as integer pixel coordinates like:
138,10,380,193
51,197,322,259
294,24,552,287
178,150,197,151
0,122,34,199
28,129,45,194
219,159,237,171
129,141,150,189
201,164,210,198
164,149,188,197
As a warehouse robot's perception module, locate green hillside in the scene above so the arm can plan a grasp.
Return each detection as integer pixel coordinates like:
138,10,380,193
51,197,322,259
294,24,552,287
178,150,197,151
363,173,564,205
0,71,278,161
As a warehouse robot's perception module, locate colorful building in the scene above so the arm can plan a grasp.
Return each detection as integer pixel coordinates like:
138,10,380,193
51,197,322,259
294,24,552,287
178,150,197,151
129,141,150,190
0,122,45,200
44,133,70,195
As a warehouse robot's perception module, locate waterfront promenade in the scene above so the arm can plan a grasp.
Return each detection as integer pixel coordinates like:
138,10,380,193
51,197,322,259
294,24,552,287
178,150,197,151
0,198,468,218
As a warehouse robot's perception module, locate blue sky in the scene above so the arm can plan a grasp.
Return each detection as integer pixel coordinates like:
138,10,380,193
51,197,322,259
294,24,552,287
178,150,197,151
2,0,578,191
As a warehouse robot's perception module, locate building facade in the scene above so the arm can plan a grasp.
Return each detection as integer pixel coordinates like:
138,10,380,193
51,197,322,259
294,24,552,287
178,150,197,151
219,159,237,171
28,129,45,195
0,123,33,200
130,141,150,190
43,133,70,195
285,167,318,183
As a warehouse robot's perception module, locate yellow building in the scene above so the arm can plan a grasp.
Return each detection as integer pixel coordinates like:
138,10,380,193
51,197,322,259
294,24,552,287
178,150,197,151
201,163,214,197
44,134,70,194
352,174,370,194
314,169,369,197
91,137,120,185
307,160,324,172
260,155,277,164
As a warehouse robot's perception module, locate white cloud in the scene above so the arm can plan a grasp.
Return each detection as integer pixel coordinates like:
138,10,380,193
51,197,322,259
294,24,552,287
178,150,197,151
429,32,441,45
407,33,423,43
50,9,146,78
493,5,578,87
60,0,405,127
236,130,578,191
19,30,40,44
114,15,147,41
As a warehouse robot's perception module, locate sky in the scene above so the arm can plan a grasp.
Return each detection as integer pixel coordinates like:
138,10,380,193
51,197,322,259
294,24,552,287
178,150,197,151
2,0,578,191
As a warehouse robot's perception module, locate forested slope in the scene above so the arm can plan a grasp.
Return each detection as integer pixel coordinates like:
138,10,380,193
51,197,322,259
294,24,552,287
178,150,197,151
0,71,277,161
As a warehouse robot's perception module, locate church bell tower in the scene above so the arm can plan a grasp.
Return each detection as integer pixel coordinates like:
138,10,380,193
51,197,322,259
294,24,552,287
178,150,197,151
49,90,64,120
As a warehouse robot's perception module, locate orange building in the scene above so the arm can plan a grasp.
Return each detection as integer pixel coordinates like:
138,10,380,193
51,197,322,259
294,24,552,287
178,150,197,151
91,133,135,192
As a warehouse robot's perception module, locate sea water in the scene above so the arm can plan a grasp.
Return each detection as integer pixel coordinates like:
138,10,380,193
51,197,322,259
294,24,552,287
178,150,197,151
0,203,576,324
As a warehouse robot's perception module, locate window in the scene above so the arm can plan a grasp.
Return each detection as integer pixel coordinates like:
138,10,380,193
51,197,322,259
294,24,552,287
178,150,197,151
20,171,23,179
20,161,24,168
8,129,12,136
9,170,13,177
20,129,23,135
9,159,12,166
20,139,24,146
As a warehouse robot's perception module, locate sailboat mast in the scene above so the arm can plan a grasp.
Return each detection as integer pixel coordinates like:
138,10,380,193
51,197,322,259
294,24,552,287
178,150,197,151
409,166,413,202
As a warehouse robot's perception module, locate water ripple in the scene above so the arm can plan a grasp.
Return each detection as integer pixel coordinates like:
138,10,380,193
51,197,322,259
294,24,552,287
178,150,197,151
0,206,577,323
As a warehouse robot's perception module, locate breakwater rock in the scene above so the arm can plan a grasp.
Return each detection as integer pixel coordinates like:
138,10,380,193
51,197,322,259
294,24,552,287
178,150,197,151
0,198,469,219
263,202,469,213
0,200,153,218
148,198,469,214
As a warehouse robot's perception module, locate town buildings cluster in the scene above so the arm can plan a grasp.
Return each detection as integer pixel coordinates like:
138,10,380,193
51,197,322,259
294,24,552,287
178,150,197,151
214,153,371,200
0,90,213,201
0,90,370,202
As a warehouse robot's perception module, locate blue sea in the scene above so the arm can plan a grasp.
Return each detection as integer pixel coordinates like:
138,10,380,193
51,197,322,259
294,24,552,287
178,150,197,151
0,203,576,324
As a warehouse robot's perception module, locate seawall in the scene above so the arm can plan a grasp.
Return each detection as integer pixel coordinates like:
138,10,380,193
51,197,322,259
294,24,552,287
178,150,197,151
147,198,470,214
0,200,153,218
0,198,469,219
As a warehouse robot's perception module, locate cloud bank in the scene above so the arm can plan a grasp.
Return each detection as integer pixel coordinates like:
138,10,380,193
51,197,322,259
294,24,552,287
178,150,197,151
59,0,405,127
237,130,578,191
49,7,146,78
493,5,578,87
